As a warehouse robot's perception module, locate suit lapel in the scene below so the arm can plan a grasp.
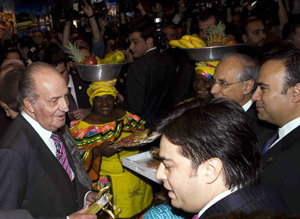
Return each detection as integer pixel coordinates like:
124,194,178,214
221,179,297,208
262,125,300,169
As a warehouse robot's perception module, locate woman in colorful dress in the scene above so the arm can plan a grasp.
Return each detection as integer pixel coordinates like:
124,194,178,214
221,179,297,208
70,80,153,218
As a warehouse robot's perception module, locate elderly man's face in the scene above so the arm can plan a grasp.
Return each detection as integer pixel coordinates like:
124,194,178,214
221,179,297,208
252,60,291,127
243,20,266,47
30,70,69,131
156,135,208,213
210,57,250,106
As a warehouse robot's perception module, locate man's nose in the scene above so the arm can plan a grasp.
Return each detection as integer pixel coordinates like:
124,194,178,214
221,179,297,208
156,162,166,181
252,87,261,101
210,83,220,95
60,97,69,112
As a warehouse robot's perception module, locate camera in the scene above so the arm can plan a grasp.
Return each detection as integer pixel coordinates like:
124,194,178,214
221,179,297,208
153,18,166,50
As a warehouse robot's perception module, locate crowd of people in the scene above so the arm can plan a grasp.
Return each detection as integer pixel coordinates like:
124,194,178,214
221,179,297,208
0,0,300,218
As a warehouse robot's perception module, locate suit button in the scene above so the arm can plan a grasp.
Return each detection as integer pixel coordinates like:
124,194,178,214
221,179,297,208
267,156,274,163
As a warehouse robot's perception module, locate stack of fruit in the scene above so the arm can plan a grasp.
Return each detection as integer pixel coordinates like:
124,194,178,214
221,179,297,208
169,22,236,48
64,43,125,65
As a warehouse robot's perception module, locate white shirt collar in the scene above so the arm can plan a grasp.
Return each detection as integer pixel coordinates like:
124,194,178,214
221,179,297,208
197,187,239,218
269,117,300,150
242,99,253,112
21,111,52,146
145,47,157,55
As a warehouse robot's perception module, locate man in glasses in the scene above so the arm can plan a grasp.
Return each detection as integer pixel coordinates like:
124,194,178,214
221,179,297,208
210,53,276,146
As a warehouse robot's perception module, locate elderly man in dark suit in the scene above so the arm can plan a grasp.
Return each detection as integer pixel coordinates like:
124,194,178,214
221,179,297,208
210,53,276,147
252,50,300,215
0,62,96,218
154,98,287,218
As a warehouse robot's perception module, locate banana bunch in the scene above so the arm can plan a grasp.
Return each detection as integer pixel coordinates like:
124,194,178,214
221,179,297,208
169,34,207,49
100,50,125,64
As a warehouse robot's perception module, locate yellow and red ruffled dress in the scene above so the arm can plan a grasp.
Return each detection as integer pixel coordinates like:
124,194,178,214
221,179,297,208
70,111,153,218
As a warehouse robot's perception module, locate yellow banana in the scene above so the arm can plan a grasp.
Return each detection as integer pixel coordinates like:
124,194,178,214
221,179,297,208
169,40,186,48
191,39,206,48
190,35,206,46
95,56,101,64
179,39,195,48
182,35,191,41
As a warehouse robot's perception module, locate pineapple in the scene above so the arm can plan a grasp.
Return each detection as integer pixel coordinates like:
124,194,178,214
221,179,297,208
206,22,228,46
64,42,84,64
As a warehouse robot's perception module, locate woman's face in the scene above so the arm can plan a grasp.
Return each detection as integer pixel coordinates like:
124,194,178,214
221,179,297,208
193,74,213,100
93,95,115,116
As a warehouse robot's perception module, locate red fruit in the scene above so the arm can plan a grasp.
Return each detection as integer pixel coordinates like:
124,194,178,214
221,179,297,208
85,56,97,65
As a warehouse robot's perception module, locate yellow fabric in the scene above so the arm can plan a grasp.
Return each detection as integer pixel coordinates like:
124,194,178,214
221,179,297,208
87,79,118,105
100,150,153,218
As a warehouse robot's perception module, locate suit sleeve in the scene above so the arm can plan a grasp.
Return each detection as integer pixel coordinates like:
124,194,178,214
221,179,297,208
0,149,27,208
125,64,147,116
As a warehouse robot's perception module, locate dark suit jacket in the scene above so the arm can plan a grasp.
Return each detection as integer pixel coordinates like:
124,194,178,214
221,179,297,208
261,125,300,215
125,49,176,126
0,115,88,218
69,70,90,109
0,209,33,219
199,185,288,218
246,105,277,149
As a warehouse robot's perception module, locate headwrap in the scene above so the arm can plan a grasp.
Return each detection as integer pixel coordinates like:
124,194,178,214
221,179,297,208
195,61,219,80
87,79,118,106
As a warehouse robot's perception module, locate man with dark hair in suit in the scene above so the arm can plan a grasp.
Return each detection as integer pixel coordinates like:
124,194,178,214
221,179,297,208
153,98,287,218
44,44,91,123
210,53,276,147
124,19,176,126
0,62,96,218
252,50,300,214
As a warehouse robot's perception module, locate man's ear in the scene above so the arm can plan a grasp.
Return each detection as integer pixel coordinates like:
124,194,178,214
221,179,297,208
241,34,248,44
290,83,300,103
23,98,35,114
199,158,223,184
242,79,255,95
145,37,154,49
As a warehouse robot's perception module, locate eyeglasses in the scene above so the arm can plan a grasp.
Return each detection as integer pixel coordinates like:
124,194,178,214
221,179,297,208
212,79,241,89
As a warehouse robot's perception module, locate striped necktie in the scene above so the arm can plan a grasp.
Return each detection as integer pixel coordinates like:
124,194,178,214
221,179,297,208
51,132,73,181
261,131,279,154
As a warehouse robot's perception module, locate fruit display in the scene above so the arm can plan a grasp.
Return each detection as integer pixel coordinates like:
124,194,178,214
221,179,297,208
169,22,237,49
64,42,125,65
169,34,207,48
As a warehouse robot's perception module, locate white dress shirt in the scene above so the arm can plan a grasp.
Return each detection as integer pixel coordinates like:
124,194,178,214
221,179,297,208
242,99,253,112
269,117,300,150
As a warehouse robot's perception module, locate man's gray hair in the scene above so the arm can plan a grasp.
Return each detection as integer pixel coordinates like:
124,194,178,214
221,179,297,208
17,62,60,110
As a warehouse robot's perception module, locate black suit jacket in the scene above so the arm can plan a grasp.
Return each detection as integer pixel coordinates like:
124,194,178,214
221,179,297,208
199,186,288,218
0,115,88,218
125,49,176,126
246,105,277,149
261,125,300,215
70,70,90,109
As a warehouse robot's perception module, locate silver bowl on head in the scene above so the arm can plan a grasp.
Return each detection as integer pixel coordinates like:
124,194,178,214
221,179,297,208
181,44,247,61
75,62,127,82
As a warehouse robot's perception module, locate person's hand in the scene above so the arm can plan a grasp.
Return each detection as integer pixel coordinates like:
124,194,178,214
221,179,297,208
93,142,123,158
86,191,98,206
81,0,93,17
68,206,97,219
71,108,91,120
97,17,106,30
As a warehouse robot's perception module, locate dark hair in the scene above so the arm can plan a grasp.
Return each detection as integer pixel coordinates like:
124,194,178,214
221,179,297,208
43,43,69,66
264,50,300,94
129,19,155,41
17,61,60,109
0,66,24,111
4,48,22,60
198,8,220,23
153,98,260,189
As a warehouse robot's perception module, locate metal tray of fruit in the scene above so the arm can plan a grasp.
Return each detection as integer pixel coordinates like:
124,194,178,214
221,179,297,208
75,62,127,82
181,44,247,61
